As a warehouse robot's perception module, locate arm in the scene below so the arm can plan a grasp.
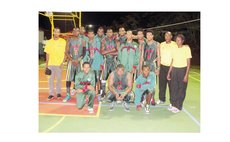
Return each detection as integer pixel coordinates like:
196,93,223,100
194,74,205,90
100,40,107,55
45,54,49,68
65,39,72,61
108,72,119,97
139,44,144,73
122,72,133,97
183,58,191,83
81,40,86,58
156,42,161,67
167,59,173,80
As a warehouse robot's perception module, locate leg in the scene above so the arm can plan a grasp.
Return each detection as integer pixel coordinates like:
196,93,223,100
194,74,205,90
56,66,62,96
48,66,55,97
170,68,179,108
134,89,143,106
176,68,188,110
158,65,167,102
76,93,86,109
87,90,96,108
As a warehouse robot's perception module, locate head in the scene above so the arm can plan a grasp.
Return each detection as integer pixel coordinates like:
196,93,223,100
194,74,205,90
142,65,150,78
146,30,154,41
87,31,95,40
79,26,86,35
175,34,185,46
82,62,91,74
97,27,104,37
53,27,61,39
106,28,113,38
116,64,125,77
126,30,133,41
119,27,126,36
165,31,173,43
72,28,80,37
137,29,144,40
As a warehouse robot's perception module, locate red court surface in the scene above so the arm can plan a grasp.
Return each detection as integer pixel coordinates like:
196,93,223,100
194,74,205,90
39,68,100,117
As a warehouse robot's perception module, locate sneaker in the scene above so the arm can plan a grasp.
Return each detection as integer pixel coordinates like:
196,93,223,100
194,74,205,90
63,93,71,102
47,95,54,101
57,94,62,99
156,100,165,105
151,98,156,106
109,101,115,111
171,107,180,113
145,104,150,114
88,107,94,114
71,89,76,96
136,104,142,111
167,104,173,111
122,102,130,112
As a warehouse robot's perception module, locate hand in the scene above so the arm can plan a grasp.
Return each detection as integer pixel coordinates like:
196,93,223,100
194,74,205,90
59,63,64,69
167,73,171,81
72,60,78,66
115,93,121,101
155,69,159,76
119,94,125,100
76,89,83,94
183,75,188,83
87,85,95,91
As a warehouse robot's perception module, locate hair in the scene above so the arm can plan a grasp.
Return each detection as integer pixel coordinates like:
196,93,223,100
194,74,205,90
73,27,79,31
83,61,91,67
88,30,94,34
126,30,133,34
146,29,154,35
175,33,185,43
54,27,61,31
106,27,113,32
97,26,104,31
165,31,172,36
119,26,125,30
116,64,125,69
142,65,150,70
137,28,144,34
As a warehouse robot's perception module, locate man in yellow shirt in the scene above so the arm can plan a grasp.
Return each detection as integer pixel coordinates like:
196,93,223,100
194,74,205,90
157,31,177,106
167,34,192,113
44,27,66,100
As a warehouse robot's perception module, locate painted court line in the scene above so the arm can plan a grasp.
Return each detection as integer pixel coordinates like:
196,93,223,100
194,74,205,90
189,75,200,82
190,71,200,75
39,102,200,127
43,116,66,133
182,108,200,126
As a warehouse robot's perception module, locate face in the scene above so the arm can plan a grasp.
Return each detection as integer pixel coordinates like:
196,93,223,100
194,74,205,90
83,64,91,74
72,28,80,37
116,68,125,77
176,36,184,46
88,32,94,39
142,67,150,78
53,29,60,38
80,27,85,35
119,28,126,36
97,28,104,37
106,29,113,38
146,32,154,41
165,32,172,42
137,31,144,40
126,32,133,40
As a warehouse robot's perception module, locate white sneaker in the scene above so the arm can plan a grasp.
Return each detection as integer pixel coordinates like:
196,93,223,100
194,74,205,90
122,102,130,112
167,104,173,111
156,100,165,105
109,101,115,111
171,106,180,113
88,107,94,113
145,104,150,114
71,89,76,96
